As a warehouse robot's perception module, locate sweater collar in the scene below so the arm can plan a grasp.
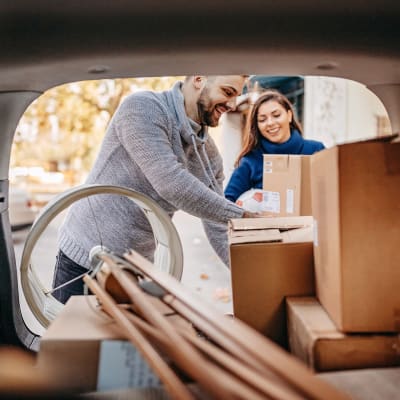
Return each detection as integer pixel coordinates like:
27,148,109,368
259,129,303,154
171,81,208,144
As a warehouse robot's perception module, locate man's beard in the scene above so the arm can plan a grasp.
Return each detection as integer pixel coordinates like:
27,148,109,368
197,88,218,127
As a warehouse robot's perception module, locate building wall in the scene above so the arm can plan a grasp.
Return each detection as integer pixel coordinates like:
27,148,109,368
303,76,390,146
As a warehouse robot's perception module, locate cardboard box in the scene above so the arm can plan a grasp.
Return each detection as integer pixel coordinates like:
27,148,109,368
287,297,400,372
229,216,315,348
310,140,400,332
263,155,312,216
37,296,162,392
300,156,312,215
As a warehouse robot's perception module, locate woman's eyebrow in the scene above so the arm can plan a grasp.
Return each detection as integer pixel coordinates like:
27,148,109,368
258,107,280,116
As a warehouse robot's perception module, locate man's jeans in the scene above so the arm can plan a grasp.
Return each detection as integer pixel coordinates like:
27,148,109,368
52,250,88,304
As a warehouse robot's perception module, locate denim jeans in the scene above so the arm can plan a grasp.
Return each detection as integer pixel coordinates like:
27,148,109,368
52,250,88,304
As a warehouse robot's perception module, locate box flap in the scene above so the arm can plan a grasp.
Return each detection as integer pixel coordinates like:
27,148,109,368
281,226,313,243
42,296,122,341
229,216,313,232
229,228,282,244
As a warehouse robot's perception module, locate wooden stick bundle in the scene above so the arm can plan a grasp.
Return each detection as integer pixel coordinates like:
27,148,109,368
83,250,350,400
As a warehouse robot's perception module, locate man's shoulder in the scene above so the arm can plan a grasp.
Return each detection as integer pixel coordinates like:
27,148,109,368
123,89,165,105
118,89,171,117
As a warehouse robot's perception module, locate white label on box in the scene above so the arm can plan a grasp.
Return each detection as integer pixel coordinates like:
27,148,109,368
97,340,161,391
264,168,273,174
261,191,280,214
313,219,318,247
286,189,294,214
265,160,273,167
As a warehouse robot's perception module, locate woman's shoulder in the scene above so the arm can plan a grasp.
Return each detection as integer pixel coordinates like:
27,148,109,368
238,148,262,166
302,138,325,154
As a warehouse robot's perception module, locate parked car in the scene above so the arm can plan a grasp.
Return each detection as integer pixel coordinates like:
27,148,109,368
8,186,36,231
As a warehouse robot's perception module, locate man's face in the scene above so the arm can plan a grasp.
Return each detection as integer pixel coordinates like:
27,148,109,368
197,76,246,127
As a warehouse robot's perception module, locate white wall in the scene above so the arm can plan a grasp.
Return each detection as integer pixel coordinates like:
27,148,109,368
346,79,389,141
303,76,347,147
213,112,243,187
303,76,390,146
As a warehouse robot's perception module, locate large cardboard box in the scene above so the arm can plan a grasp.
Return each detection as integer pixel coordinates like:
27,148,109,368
263,154,312,216
310,140,400,332
287,297,400,372
37,296,161,392
229,216,315,348
300,156,312,215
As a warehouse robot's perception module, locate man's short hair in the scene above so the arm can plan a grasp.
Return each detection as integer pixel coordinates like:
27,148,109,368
185,75,249,82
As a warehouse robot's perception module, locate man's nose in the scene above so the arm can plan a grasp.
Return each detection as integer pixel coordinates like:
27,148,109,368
226,99,236,111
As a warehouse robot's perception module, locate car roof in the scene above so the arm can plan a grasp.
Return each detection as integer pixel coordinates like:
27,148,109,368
0,0,399,92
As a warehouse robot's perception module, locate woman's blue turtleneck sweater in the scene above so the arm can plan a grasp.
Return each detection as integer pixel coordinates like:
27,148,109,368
224,130,325,202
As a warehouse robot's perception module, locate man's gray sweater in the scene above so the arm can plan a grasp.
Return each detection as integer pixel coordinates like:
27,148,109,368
59,81,244,268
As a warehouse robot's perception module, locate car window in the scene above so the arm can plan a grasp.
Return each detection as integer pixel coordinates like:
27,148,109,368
10,74,391,335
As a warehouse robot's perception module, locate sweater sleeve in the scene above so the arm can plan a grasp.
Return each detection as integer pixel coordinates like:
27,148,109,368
202,219,230,266
204,134,225,196
224,159,253,202
199,138,230,266
115,95,244,224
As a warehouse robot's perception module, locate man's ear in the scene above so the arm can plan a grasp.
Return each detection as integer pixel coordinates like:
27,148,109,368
193,76,206,90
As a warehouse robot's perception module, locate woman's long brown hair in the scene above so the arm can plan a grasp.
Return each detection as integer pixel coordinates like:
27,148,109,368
235,90,303,167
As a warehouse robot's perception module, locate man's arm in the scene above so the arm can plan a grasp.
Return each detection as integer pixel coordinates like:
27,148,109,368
202,219,230,266
201,144,260,266
115,94,244,223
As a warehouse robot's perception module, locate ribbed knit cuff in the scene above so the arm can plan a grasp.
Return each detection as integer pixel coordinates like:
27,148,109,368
58,230,90,269
222,201,245,223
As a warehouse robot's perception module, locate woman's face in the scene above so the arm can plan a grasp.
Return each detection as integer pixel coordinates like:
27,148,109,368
256,100,292,144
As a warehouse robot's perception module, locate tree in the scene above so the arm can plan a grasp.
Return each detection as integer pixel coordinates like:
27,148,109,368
11,76,182,179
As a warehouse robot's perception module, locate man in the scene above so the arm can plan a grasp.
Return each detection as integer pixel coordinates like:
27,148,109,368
53,75,255,304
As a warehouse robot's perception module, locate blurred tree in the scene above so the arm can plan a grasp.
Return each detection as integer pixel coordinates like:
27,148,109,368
11,76,182,179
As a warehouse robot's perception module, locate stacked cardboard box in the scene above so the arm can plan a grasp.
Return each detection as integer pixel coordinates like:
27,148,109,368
229,216,315,348
286,297,400,372
286,137,400,372
262,154,312,216
310,139,400,332
37,296,162,392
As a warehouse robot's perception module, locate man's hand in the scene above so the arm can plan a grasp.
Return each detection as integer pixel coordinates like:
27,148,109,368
242,210,263,218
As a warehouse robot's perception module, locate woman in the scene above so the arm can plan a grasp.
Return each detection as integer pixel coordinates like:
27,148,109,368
224,90,325,202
